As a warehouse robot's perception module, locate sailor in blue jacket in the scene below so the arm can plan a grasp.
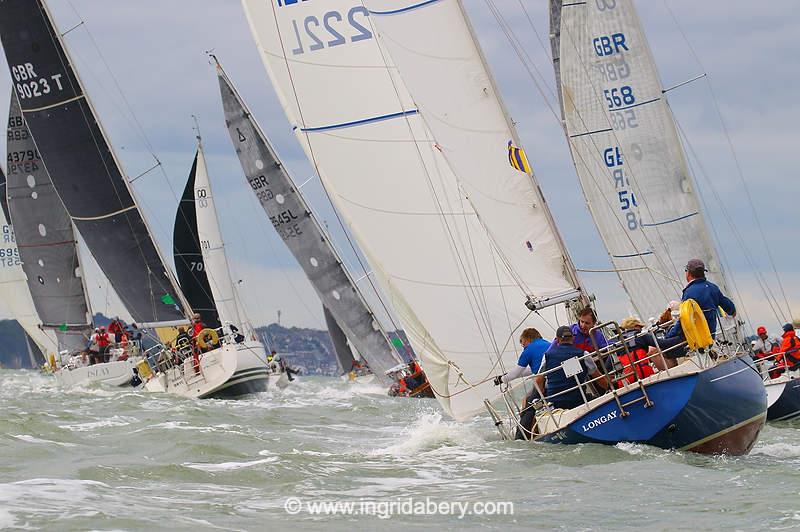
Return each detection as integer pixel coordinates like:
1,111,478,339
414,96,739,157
666,258,736,339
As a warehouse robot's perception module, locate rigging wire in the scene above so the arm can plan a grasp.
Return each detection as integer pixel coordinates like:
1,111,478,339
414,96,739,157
660,0,793,320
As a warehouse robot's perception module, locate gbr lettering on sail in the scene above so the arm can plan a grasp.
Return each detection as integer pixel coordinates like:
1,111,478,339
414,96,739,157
276,0,374,55
11,63,64,100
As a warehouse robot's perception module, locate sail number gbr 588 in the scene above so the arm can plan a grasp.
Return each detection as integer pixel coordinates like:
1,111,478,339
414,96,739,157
11,63,65,100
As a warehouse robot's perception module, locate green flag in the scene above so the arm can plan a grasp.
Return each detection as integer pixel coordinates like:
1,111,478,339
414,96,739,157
58,323,68,332
160,293,176,305
391,337,404,348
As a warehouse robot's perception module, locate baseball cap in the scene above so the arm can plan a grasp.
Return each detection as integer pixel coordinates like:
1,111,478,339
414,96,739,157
685,259,707,272
556,325,574,339
757,326,767,335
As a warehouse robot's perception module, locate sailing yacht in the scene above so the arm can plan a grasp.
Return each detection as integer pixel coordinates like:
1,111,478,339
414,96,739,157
213,59,421,393
4,93,121,387
143,137,280,398
239,0,765,454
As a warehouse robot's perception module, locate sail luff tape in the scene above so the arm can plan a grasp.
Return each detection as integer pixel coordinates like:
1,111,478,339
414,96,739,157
22,94,86,113
72,204,136,222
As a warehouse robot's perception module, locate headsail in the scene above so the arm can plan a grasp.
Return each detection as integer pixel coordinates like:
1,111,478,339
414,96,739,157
554,0,729,320
173,153,220,329
0,163,55,354
7,93,92,352
216,63,402,384
191,141,243,328
241,0,581,419
0,0,188,326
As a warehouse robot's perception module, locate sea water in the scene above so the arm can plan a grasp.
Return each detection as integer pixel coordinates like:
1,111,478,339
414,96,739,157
1,369,798,530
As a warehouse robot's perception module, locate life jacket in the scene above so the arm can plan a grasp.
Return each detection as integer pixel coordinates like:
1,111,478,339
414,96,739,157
397,378,408,395
192,322,205,338
616,347,654,387
543,343,588,409
781,331,800,368
96,332,110,348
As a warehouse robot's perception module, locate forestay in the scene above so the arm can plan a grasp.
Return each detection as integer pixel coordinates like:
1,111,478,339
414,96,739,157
0,164,55,355
192,142,242,328
217,64,402,383
554,0,729,320
173,154,221,330
0,0,188,326
241,0,580,419
7,94,92,352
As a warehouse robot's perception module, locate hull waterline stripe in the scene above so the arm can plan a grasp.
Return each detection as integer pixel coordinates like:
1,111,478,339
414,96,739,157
22,94,86,113
368,0,444,16
299,109,419,132
678,413,766,451
641,212,699,228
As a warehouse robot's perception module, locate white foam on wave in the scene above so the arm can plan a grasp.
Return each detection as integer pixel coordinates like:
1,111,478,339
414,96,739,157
371,412,486,458
183,449,279,472
58,415,136,432
13,434,76,447
752,442,800,459
0,508,16,529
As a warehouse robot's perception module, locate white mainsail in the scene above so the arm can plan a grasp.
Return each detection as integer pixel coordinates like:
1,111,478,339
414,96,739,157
241,0,583,419
0,165,56,356
555,0,729,321
193,141,243,328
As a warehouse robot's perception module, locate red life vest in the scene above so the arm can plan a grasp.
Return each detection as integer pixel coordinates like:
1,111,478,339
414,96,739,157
617,347,654,387
96,332,110,348
192,322,205,338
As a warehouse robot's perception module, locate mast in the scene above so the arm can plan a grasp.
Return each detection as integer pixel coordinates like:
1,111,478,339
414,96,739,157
0,0,192,326
216,60,403,383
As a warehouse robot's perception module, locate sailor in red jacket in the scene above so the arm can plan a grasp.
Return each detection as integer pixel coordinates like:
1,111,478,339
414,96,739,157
191,313,206,339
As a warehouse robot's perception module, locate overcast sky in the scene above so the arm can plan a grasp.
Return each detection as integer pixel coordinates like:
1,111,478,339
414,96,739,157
0,0,797,336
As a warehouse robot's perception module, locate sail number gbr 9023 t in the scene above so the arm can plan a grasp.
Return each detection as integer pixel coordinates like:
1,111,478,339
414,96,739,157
11,63,65,100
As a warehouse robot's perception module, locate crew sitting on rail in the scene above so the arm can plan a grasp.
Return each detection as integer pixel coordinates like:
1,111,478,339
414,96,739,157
535,325,606,411
492,327,552,440
615,317,656,386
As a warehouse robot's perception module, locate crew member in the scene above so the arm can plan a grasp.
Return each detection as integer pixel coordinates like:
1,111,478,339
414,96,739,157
616,317,655,386
780,323,800,372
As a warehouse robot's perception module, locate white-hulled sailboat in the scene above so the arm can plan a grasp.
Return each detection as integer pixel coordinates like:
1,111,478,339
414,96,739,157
144,135,281,398
240,0,765,454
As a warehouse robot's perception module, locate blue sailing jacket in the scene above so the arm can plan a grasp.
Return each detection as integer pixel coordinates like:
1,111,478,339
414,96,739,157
667,278,735,338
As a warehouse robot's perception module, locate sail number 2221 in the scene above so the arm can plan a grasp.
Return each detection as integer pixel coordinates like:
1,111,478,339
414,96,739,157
289,7,373,55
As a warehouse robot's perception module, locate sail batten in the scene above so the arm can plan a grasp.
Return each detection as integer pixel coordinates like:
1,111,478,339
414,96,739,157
0,0,189,326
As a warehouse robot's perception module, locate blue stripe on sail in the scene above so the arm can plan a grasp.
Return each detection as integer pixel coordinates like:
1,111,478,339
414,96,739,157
612,251,654,259
299,109,419,132
368,0,444,16
641,212,699,227
611,97,661,112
